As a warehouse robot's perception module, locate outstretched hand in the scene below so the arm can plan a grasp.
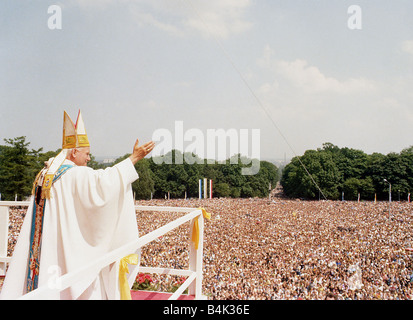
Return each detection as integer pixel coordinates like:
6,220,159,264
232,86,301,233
129,139,155,165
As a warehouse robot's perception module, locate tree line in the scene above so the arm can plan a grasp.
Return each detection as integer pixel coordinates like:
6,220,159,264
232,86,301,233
0,136,279,201
3,137,411,202
281,142,413,201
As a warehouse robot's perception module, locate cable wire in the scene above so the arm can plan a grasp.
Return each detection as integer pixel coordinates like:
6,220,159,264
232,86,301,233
182,0,327,200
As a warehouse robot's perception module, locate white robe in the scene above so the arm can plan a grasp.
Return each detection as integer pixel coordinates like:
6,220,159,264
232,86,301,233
0,158,140,300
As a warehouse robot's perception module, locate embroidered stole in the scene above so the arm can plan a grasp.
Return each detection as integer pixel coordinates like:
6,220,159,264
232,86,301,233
26,164,73,293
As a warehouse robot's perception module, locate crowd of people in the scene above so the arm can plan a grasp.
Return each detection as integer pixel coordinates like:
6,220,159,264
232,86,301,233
5,207,26,257
2,197,413,300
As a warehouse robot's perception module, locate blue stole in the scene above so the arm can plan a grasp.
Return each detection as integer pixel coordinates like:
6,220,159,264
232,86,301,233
26,164,73,293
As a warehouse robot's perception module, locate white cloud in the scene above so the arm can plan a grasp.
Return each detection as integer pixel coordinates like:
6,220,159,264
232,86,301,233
402,40,413,56
183,0,253,39
258,46,376,95
275,59,375,94
69,0,253,39
253,45,385,157
68,0,120,10
131,10,185,37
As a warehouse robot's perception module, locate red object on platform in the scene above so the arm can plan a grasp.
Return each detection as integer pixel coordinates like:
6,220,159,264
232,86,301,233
131,290,195,300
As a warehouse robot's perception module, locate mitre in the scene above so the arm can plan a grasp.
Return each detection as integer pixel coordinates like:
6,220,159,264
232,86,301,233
62,110,90,149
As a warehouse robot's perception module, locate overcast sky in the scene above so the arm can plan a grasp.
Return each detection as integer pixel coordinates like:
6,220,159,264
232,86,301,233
1,0,412,162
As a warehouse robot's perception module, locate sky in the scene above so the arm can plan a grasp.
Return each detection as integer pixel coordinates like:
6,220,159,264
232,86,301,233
1,0,413,163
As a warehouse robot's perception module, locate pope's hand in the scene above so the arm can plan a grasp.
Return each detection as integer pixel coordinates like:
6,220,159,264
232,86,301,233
129,139,155,165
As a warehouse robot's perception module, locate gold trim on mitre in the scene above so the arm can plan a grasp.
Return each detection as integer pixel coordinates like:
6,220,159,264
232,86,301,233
62,110,90,149
75,111,90,148
62,111,77,149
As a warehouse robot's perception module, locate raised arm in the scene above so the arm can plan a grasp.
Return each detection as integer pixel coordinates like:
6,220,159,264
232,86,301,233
128,139,155,165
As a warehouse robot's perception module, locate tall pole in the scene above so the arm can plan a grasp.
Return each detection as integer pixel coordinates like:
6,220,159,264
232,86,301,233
203,178,207,199
389,183,391,220
0,206,9,276
384,179,391,221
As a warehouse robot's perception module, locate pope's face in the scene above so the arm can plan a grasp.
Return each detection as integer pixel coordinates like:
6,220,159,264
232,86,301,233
73,147,91,166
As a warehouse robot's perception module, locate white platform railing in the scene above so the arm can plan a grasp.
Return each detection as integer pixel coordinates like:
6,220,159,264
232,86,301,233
0,201,207,300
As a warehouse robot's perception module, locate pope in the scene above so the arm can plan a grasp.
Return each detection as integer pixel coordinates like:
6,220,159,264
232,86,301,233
0,110,155,299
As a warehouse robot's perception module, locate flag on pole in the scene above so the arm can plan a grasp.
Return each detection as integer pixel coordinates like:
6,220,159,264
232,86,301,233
203,178,207,199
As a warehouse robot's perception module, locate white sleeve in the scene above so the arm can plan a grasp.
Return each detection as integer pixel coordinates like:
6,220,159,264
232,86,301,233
71,158,139,210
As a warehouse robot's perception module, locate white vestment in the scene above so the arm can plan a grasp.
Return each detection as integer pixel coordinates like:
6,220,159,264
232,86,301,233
0,158,140,300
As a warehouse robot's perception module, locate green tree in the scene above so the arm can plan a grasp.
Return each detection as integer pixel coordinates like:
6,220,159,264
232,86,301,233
113,154,155,200
400,146,413,198
342,177,374,200
242,161,279,198
132,158,155,200
382,152,411,200
149,150,188,198
281,149,340,199
0,137,41,200
282,143,413,201
213,182,231,197
366,152,387,199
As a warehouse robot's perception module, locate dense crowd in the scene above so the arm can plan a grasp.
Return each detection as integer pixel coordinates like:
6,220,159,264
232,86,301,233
6,207,26,257
3,197,413,300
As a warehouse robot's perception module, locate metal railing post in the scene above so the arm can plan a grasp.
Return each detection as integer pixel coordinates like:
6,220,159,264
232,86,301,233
0,206,9,276
2,202,208,300
195,213,204,299
188,209,204,299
